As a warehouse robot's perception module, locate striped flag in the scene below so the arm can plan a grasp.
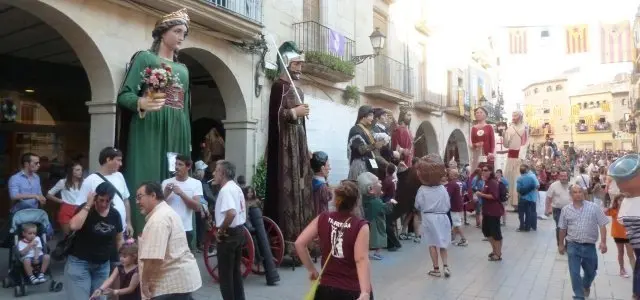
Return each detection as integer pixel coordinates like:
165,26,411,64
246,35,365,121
553,106,562,117
566,25,589,54
601,21,633,64
601,101,611,112
508,28,527,54
571,104,580,116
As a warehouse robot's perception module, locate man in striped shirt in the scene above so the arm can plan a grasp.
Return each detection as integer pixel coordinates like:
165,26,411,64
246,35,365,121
558,184,609,300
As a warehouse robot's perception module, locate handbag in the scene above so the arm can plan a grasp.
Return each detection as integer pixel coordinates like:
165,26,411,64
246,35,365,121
51,231,76,261
304,217,352,300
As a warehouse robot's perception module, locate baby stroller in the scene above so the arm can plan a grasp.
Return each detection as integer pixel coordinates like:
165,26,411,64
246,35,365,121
1,209,63,297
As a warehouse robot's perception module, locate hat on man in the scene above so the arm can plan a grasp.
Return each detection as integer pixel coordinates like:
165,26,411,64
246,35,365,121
608,154,640,182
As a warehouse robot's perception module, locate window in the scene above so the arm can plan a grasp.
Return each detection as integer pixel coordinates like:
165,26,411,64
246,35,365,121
583,103,588,109
622,98,627,106
599,117,606,123
543,109,550,114
534,88,539,94
596,101,600,107
546,86,552,92
555,85,563,91
541,30,550,38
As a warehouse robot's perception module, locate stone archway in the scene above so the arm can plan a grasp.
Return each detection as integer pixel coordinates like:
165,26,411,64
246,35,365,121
1,0,116,171
180,47,251,175
414,121,439,158
444,129,469,166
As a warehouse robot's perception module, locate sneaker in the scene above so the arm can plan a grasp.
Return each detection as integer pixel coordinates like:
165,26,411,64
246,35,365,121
29,275,38,284
413,236,421,243
456,239,468,247
37,273,46,283
443,266,451,278
621,269,630,278
370,253,383,260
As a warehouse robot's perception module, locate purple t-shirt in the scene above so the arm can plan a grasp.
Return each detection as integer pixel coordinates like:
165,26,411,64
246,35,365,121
481,179,504,217
445,180,464,212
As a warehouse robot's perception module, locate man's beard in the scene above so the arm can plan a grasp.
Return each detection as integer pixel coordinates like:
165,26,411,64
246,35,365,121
288,67,301,80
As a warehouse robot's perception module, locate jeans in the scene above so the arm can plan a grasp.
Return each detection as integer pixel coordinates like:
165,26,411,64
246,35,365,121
518,200,537,230
218,227,246,300
553,208,563,245
567,242,598,300
64,255,110,300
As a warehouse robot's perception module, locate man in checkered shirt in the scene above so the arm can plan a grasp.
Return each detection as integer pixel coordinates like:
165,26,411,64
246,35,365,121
558,184,609,300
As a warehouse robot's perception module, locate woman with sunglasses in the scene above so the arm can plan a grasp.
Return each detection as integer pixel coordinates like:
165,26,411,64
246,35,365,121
475,165,504,261
65,182,124,300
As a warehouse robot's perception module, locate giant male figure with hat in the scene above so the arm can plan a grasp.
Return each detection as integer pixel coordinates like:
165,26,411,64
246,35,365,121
263,42,314,247
117,8,192,234
609,154,640,297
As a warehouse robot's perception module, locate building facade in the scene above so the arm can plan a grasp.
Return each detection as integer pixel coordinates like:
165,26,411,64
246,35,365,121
0,0,487,201
522,77,570,145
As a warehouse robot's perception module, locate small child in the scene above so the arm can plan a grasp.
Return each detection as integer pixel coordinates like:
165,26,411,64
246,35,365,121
18,223,49,284
605,195,636,278
92,240,140,300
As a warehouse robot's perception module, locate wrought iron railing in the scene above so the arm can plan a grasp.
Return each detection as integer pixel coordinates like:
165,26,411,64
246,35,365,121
201,0,262,23
575,122,612,133
367,55,414,96
292,21,355,62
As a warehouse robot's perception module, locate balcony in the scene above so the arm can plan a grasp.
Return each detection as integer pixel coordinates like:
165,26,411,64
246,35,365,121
293,21,356,82
576,122,612,133
413,91,442,113
125,0,263,40
363,55,415,104
530,128,544,136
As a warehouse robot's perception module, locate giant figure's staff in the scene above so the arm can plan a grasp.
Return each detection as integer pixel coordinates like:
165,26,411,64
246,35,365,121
268,35,308,119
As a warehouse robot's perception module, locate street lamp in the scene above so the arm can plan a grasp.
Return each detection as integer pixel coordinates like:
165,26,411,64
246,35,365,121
352,27,386,65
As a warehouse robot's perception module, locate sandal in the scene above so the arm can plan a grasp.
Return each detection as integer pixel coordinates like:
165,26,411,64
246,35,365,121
488,252,494,257
399,233,409,240
488,254,502,261
428,268,441,277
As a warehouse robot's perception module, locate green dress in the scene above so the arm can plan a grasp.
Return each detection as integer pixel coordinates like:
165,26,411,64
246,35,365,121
117,50,191,235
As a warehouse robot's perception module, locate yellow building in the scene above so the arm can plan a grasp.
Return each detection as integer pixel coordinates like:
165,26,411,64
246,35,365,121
569,84,616,150
522,77,570,146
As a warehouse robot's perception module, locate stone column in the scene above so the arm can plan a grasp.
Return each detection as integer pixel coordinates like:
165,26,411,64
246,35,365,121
86,100,117,172
222,119,257,182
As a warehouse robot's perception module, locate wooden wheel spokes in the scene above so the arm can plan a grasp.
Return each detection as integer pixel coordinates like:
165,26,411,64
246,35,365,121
203,226,255,282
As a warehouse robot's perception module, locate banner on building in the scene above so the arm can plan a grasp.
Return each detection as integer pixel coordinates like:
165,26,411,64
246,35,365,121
571,104,580,116
601,101,611,112
328,29,346,56
553,106,562,117
566,25,589,54
509,27,528,54
601,21,633,64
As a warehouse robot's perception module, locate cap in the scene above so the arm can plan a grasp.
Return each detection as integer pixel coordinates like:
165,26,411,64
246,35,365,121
195,160,208,171
608,154,640,182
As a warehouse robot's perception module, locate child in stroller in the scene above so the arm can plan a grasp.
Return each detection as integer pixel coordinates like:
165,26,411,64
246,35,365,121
2,208,63,297
17,223,50,284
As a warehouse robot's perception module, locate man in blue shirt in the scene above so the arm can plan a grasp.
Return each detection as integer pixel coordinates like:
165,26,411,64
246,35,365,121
516,164,539,232
8,152,45,213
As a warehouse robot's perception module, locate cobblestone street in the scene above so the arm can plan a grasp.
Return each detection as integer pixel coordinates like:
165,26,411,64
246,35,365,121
0,212,633,300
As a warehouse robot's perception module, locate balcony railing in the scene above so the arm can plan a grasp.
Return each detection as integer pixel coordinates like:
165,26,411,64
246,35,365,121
293,21,355,62
366,55,414,96
201,0,262,23
575,122,612,133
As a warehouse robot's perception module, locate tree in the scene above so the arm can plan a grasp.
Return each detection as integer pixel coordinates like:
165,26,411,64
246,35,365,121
493,90,506,123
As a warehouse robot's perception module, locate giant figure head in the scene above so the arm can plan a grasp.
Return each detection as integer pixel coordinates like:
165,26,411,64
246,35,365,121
277,41,305,80
150,8,190,62
609,154,640,197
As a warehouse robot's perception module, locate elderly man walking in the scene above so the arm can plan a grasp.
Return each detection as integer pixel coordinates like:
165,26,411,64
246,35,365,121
136,182,201,299
558,184,609,300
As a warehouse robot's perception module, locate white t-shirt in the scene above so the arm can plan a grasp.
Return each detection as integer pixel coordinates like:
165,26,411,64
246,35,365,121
18,236,42,259
547,181,572,209
573,174,590,191
161,177,203,232
47,178,82,205
78,172,130,232
214,181,246,228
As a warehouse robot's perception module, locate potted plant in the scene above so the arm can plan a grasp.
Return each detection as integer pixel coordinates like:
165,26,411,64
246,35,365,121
343,85,360,106
252,156,267,200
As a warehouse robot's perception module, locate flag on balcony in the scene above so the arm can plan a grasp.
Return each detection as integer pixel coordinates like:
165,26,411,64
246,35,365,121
508,27,528,54
553,105,562,117
328,29,345,56
601,101,611,112
566,25,589,54
601,21,633,64
571,104,580,116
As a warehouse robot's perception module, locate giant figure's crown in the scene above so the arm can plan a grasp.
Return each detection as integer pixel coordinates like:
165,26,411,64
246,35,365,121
156,8,190,27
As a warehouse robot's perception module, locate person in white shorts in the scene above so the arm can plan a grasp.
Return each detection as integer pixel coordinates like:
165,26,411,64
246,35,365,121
446,169,467,246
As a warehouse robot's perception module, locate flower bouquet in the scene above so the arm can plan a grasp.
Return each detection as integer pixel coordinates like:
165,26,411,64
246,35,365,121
138,63,182,117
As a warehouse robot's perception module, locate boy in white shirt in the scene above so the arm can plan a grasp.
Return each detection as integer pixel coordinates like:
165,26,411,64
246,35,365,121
18,223,50,284
162,155,203,248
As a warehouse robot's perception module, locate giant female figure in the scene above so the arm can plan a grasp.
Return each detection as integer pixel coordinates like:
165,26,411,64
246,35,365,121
470,107,495,171
117,9,191,234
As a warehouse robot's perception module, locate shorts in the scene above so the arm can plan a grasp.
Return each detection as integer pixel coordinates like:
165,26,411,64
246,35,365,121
614,238,630,244
22,255,43,265
450,212,462,227
58,203,78,225
482,215,503,241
